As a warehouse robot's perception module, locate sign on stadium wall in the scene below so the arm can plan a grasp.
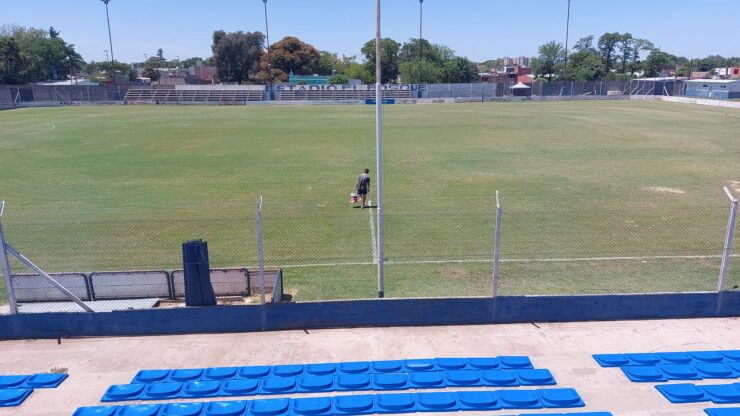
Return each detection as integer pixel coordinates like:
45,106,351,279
275,84,419,91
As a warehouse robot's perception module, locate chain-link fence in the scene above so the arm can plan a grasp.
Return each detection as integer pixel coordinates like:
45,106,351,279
1,195,737,314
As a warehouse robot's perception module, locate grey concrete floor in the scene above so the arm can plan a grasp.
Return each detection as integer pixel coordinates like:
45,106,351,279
0,317,738,416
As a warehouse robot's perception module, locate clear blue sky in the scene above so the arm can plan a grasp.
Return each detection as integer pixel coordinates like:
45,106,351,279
4,0,738,64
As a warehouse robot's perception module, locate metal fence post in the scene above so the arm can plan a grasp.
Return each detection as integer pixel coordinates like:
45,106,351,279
718,187,738,293
0,201,18,314
256,196,266,306
492,192,502,298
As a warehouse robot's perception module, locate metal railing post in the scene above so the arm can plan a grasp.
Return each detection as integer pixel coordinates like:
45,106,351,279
492,192,502,298
256,197,266,306
718,187,738,292
0,201,18,314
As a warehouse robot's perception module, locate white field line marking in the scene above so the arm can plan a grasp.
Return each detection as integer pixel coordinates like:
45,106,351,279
272,254,739,269
367,200,378,262
0,123,55,137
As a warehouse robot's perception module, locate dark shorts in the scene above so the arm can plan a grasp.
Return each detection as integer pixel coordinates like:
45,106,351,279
358,187,368,195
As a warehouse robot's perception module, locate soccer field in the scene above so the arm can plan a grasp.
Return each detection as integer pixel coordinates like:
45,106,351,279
0,101,738,302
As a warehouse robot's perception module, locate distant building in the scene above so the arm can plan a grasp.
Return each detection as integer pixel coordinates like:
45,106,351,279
288,74,332,85
683,79,740,99
502,56,531,67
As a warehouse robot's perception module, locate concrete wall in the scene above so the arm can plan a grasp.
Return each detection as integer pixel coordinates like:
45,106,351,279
0,291,737,339
632,95,740,108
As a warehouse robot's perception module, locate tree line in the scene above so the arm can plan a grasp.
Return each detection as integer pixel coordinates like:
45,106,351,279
534,32,740,82
1,24,738,85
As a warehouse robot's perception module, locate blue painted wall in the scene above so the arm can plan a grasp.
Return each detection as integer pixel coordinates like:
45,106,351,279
0,292,737,340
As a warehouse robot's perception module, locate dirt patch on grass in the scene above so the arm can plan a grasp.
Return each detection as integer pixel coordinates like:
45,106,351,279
648,186,686,195
181,144,200,150
440,267,470,278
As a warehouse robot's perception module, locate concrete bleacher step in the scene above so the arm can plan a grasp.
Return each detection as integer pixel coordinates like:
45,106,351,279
104,368,555,402
76,388,586,415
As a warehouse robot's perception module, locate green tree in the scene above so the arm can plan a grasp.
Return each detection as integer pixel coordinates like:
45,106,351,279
618,33,634,74
156,48,165,61
0,36,22,84
361,38,401,83
312,50,344,75
96,60,136,82
597,32,622,74
536,41,565,82
642,50,675,77
572,35,596,53
328,74,349,85
565,50,604,81
211,30,265,84
345,62,372,83
441,57,478,83
142,57,162,81
256,36,320,83
1,25,83,83
398,38,443,65
398,60,442,83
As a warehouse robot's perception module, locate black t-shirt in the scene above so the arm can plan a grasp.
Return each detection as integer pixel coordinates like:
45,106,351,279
357,173,370,189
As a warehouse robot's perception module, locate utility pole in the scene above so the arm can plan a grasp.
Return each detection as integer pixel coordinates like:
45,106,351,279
418,0,424,85
563,0,571,81
263,0,274,100
375,0,385,299
101,0,114,62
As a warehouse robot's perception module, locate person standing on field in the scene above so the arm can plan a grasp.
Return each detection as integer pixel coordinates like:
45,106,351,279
355,168,371,208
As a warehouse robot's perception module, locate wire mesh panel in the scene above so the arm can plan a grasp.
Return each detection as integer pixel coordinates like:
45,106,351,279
172,268,250,298
498,204,728,295
11,273,90,302
90,271,170,300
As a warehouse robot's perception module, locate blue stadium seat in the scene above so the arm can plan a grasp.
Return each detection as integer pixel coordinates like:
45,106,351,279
260,377,296,394
626,353,661,365
416,392,457,411
142,382,182,400
305,363,336,376
690,352,725,363
204,367,238,381
249,398,289,416
538,388,585,408
695,363,736,379
333,394,374,415
703,383,740,404
117,404,160,416
592,354,629,367
498,390,542,409
658,352,692,363
517,369,555,386
656,383,709,403
595,350,740,368
0,375,29,389
222,379,259,396
72,406,118,416
336,373,371,390
297,375,334,392
520,413,612,416
435,358,467,370
372,373,409,390
374,393,416,413
468,357,500,369
102,384,145,402
482,370,519,386
0,388,33,407
160,402,203,416
24,373,68,388
658,364,701,380
292,397,332,415
500,356,534,369
132,370,170,384
170,369,203,382
720,351,740,361
338,361,369,374
372,360,403,373
239,366,271,379
272,365,304,377
456,390,501,410
705,407,740,416
445,370,482,386
404,359,435,372
203,400,247,416
181,381,222,399
408,371,444,387
621,365,668,382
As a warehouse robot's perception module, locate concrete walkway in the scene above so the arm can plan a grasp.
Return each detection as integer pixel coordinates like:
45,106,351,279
0,317,738,416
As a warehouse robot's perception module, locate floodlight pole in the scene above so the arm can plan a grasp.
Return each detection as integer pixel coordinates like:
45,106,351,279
375,0,385,299
418,0,424,85
101,0,114,63
563,0,571,81
263,0,274,100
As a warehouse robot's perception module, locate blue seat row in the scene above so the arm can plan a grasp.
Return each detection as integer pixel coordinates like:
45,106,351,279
105,369,555,402
76,388,585,415
620,362,740,382
705,408,740,416
593,351,740,367
520,414,612,416
132,356,533,384
0,373,68,389
0,388,33,407
656,382,740,404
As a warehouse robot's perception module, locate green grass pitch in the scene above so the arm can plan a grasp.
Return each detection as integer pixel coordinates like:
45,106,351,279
0,101,738,302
